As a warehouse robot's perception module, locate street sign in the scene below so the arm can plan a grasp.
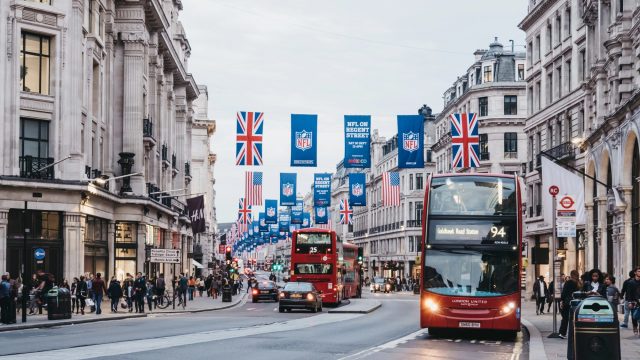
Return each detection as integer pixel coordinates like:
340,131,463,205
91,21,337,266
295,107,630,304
150,248,181,263
556,194,576,238
549,185,559,196
218,244,226,254
34,248,45,260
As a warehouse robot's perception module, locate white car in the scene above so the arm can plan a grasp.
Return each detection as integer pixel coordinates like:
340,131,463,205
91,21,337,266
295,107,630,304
370,278,390,293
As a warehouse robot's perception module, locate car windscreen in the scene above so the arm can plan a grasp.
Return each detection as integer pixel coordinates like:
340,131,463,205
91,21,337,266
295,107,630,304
293,263,333,275
283,283,313,292
257,282,275,289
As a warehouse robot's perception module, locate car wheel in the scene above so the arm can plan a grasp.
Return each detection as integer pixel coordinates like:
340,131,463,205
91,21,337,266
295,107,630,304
311,305,317,313
278,307,284,313
252,298,257,303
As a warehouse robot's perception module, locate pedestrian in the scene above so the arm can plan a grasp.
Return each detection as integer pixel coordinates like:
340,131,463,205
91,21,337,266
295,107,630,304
122,273,134,312
0,274,11,324
107,277,122,313
555,274,566,314
627,266,640,335
559,270,582,338
76,275,88,315
86,273,94,305
70,277,79,313
604,275,620,319
155,273,166,307
211,276,219,299
61,279,70,290
92,273,107,315
584,268,607,297
198,277,205,297
620,270,636,328
145,278,154,311
546,279,554,313
179,274,188,306
205,275,212,297
188,276,196,301
4,273,18,324
134,272,146,313
533,275,548,315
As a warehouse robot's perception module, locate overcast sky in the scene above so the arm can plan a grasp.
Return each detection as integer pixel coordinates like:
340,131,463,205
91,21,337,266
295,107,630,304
180,0,526,223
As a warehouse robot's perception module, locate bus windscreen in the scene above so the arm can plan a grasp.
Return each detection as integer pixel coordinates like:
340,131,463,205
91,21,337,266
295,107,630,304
295,232,332,254
429,176,516,216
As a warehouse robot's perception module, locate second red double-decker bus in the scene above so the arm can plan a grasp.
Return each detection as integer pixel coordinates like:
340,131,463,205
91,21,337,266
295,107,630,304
420,174,522,339
290,228,361,304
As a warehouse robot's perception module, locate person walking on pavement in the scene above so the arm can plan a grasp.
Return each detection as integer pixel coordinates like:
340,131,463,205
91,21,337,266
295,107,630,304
155,274,166,307
91,273,107,315
187,276,196,301
620,270,635,328
583,268,607,297
205,275,212,297
604,274,620,319
178,274,188,306
547,279,554,313
107,277,122,313
627,266,640,335
133,273,147,313
0,274,11,324
122,274,134,312
145,278,155,312
76,275,88,315
70,277,79,314
533,275,548,315
559,270,582,338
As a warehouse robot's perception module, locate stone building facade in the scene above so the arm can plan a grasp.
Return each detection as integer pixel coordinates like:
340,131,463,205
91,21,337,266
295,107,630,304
0,0,213,283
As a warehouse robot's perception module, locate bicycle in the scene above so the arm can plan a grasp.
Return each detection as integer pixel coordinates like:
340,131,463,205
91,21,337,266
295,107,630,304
156,291,185,309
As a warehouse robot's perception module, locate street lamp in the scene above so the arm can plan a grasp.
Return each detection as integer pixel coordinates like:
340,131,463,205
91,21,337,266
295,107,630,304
92,172,142,186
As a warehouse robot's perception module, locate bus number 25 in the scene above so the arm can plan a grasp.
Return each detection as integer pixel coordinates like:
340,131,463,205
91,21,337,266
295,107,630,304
309,247,318,254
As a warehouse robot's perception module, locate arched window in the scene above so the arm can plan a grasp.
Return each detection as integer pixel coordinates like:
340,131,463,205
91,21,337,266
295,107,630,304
633,142,639,268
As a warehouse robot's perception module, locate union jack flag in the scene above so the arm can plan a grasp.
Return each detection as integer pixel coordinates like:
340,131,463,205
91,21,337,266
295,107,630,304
339,198,353,225
236,111,264,166
237,198,252,233
450,113,480,168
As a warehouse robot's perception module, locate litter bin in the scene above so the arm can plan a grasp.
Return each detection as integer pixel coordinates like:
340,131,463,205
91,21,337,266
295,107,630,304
222,285,232,303
572,295,620,360
46,287,72,320
567,291,588,360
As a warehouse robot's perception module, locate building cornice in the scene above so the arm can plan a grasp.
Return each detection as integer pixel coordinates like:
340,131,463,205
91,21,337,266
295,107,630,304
519,0,560,31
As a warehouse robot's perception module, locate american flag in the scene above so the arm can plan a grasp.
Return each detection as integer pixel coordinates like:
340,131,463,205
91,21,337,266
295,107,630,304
245,171,263,205
450,113,480,168
236,111,264,166
382,172,400,207
339,198,353,225
315,222,333,230
237,198,252,233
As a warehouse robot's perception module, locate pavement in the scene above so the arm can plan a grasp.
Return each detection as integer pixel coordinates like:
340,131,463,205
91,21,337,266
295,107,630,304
520,298,640,360
328,298,382,314
0,292,247,332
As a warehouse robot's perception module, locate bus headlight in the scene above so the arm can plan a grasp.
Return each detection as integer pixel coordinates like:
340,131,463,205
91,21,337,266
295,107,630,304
424,298,439,312
500,302,516,315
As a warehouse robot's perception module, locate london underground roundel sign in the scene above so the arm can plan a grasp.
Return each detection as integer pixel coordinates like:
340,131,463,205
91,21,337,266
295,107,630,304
560,196,575,209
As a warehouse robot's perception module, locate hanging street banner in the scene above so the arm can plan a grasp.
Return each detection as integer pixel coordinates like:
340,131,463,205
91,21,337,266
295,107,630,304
264,199,278,224
291,114,317,167
291,200,304,224
186,195,206,234
269,224,279,237
450,113,480,168
344,115,371,168
556,194,577,238
278,213,291,233
397,115,424,168
314,206,328,224
252,220,260,235
349,173,367,206
314,173,332,207
280,173,297,206
235,111,264,166
302,212,311,228
258,213,268,232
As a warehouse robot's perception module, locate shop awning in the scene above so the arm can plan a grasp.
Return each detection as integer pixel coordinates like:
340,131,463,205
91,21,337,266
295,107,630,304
191,259,204,269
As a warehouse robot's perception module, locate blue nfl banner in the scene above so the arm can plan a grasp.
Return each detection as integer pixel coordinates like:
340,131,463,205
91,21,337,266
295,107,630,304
291,200,303,224
344,115,371,168
279,173,297,206
264,199,278,224
313,173,332,207
302,212,311,228
349,173,366,206
314,206,328,224
258,213,268,232
278,213,290,233
252,221,259,234
269,224,279,237
291,114,318,167
397,115,424,168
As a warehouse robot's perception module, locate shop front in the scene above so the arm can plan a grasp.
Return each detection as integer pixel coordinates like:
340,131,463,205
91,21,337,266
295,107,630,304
114,222,138,281
84,216,109,279
7,209,64,282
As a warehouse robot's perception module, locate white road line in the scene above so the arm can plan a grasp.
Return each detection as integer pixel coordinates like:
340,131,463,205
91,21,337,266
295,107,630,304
6,313,363,360
338,329,428,360
246,308,256,311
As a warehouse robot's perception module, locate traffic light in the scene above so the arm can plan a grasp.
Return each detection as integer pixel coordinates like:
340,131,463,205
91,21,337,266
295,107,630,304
225,246,232,262
357,247,364,265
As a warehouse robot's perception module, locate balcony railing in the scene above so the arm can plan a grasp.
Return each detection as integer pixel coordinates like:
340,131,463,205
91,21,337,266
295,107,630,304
504,151,518,160
171,197,187,216
480,152,490,161
143,118,153,138
19,156,54,180
546,142,575,161
406,219,422,228
147,183,161,201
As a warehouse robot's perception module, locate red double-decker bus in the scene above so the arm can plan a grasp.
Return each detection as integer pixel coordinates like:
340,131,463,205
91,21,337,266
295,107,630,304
420,174,522,339
290,228,361,304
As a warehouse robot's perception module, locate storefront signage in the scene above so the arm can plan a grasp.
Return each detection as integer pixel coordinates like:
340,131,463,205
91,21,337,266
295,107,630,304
150,249,181,263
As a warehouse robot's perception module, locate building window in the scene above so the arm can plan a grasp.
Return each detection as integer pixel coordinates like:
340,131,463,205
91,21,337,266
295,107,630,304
409,174,414,191
535,34,541,62
547,73,553,104
504,132,518,159
20,32,51,95
415,201,423,225
115,222,138,281
479,133,489,157
504,95,518,115
527,42,532,67
565,7,572,38
479,97,488,117
579,49,586,82
483,65,493,83
536,80,541,110
518,63,525,81
416,173,423,190
546,23,552,51
565,59,572,92
20,118,49,159
426,149,432,163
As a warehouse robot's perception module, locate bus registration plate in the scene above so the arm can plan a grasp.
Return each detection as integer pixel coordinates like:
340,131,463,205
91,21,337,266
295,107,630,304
459,322,481,328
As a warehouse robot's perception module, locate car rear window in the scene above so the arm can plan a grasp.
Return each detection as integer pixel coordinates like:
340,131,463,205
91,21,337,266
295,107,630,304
284,282,313,292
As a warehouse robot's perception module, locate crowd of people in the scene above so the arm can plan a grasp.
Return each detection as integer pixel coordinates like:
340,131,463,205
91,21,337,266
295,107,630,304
363,276,420,292
532,266,640,338
0,268,246,324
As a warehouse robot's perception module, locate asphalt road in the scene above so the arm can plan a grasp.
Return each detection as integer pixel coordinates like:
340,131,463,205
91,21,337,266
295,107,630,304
0,283,528,360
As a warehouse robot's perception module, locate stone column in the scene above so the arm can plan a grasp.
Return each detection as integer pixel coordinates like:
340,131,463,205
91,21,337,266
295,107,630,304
121,34,147,195
174,87,187,189
64,213,85,281
0,210,8,273
622,187,633,278
107,221,116,282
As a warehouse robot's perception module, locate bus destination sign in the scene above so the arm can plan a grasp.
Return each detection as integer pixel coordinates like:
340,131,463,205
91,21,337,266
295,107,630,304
431,221,514,245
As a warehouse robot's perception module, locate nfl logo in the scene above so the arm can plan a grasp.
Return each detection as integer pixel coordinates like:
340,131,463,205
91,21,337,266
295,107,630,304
303,218,309,226
316,208,326,217
260,219,266,226
352,183,363,197
295,130,313,151
403,132,419,152
282,183,294,197
267,207,276,217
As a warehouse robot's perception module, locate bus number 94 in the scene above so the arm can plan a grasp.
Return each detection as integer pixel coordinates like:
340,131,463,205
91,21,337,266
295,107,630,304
490,226,506,238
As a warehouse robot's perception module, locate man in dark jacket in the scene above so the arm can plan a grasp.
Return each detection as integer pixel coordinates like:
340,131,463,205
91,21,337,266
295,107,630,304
92,273,107,315
620,270,635,328
107,277,123,313
155,274,166,306
134,273,147,313
533,276,548,315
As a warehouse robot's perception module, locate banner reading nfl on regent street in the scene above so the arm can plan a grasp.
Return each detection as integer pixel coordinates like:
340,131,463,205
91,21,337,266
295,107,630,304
344,115,371,168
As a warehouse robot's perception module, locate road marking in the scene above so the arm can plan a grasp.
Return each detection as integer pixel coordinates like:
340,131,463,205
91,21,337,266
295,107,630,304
246,308,256,311
6,313,363,359
338,329,428,360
